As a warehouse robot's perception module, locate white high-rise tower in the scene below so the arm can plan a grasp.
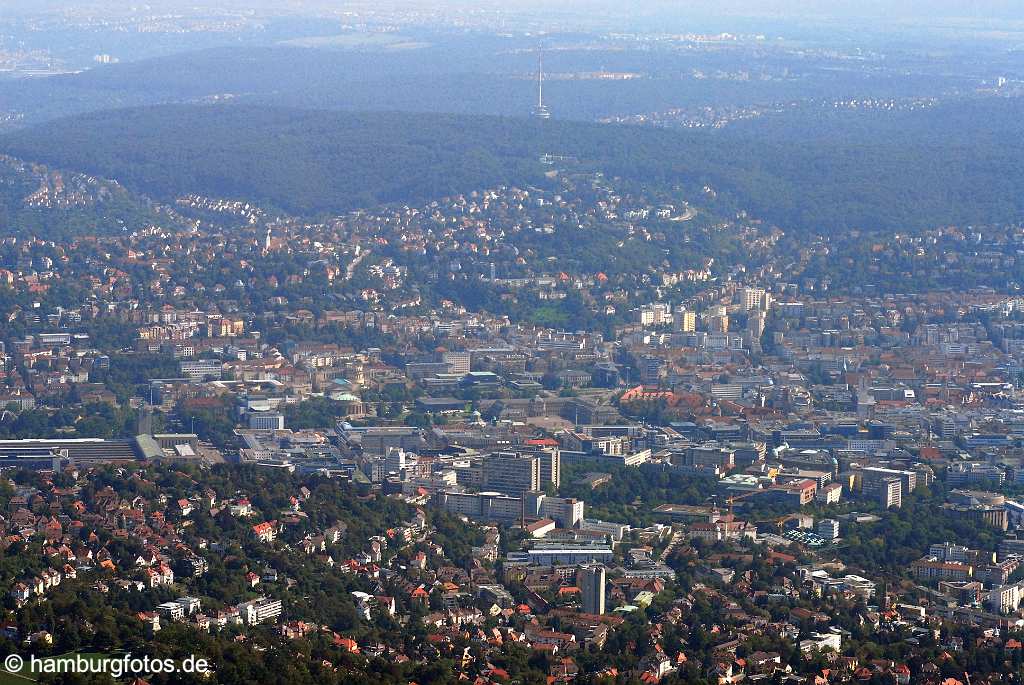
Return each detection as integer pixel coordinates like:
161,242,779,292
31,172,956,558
532,51,551,119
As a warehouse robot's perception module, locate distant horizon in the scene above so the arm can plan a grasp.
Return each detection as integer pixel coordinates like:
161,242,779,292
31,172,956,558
5,0,1024,23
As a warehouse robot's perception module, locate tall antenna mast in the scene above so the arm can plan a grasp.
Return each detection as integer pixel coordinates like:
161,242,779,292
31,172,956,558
538,52,544,109
532,48,551,120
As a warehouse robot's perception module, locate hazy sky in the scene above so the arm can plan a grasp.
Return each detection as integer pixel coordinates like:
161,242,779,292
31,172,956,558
6,0,1024,20
506,0,1022,17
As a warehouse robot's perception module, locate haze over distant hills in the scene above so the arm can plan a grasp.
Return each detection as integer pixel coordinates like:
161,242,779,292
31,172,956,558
2,3,1024,239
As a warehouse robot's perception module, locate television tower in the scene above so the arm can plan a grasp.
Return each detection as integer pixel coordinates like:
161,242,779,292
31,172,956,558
532,50,551,120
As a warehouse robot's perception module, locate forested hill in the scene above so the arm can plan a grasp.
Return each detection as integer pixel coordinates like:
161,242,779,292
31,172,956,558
710,98,1024,234
0,107,552,216
3,99,1024,232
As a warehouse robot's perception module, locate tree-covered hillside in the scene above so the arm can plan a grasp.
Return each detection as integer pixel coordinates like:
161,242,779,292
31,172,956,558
0,107,550,216
0,155,182,238
4,98,1024,232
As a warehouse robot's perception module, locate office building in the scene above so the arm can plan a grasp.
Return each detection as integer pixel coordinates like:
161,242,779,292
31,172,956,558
911,558,973,582
742,287,772,312
339,426,426,455
443,351,472,375
868,476,902,509
841,575,876,600
929,542,972,563
674,309,697,333
437,490,585,527
947,462,1005,487
508,544,614,566
683,445,735,471
385,447,407,476
579,565,606,615
537,448,561,489
817,519,839,541
747,312,767,339
524,491,584,528
640,303,672,327
238,597,283,624
248,412,284,431
989,584,1023,615
708,313,729,333
179,359,223,382
858,466,917,496
482,453,542,496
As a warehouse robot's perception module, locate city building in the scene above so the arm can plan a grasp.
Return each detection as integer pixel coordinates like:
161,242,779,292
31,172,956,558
481,453,541,497
816,519,839,541
578,565,606,615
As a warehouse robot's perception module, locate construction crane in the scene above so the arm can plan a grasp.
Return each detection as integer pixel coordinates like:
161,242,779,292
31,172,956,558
724,490,763,517
754,514,795,533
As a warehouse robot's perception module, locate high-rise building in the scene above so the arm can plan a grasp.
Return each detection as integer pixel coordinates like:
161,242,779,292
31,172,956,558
638,355,665,384
742,288,772,312
989,584,1022,614
708,314,729,333
579,565,606,615
674,309,697,333
867,476,902,509
816,518,839,541
485,448,559,490
684,445,735,470
858,466,916,497
538,448,561,489
640,303,672,327
443,351,472,375
523,491,585,527
482,454,541,497
385,447,407,476
748,312,766,339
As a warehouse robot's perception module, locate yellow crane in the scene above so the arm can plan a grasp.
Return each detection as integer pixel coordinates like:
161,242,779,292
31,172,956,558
724,490,762,517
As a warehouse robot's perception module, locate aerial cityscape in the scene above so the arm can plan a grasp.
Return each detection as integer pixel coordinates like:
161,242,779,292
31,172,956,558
2,1,1024,684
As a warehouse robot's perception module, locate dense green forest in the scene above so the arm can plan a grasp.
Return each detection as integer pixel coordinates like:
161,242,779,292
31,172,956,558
0,107,547,217
4,99,1024,233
